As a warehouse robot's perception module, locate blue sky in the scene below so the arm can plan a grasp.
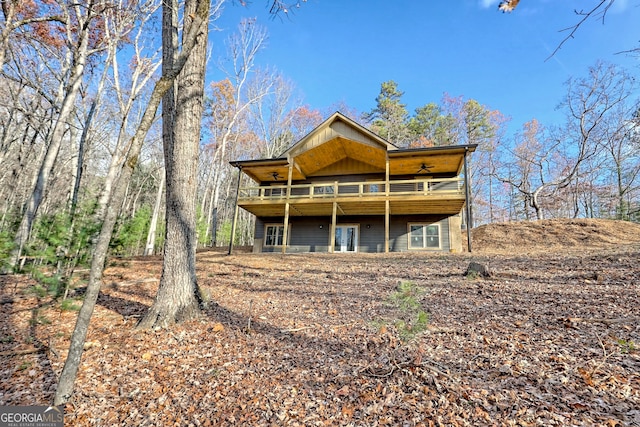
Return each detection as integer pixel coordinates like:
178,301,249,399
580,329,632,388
210,0,640,135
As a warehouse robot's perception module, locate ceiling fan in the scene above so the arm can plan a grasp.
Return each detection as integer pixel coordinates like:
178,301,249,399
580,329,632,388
416,163,433,174
270,171,283,181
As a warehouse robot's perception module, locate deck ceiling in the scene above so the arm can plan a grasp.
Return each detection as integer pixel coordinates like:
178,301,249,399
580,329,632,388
294,137,387,177
241,163,306,183
388,152,465,176
239,197,465,218
238,143,470,184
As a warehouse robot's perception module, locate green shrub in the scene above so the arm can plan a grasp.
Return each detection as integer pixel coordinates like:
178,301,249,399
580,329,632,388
111,205,152,256
0,230,15,272
384,281,430,343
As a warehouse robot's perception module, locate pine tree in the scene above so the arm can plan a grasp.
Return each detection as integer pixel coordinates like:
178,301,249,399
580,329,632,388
364,80,411,146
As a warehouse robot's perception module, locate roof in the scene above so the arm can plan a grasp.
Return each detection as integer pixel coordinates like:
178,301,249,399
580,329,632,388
231,112,477,183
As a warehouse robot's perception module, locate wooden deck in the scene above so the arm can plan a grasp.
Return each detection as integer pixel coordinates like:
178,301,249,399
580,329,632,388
237,177,466,217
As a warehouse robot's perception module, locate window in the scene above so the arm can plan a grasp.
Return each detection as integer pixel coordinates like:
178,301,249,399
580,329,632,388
366,183,380,193
264,224,285,246
266,187,284,197
314,184,334,195
409,224,440,249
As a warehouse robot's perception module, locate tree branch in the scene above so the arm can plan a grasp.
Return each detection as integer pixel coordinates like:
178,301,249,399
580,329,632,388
546,0,613,61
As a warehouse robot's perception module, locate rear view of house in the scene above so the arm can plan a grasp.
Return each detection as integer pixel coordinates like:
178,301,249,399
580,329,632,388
230,112,476,253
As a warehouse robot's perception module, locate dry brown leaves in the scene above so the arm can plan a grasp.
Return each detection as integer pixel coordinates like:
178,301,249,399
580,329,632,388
1,219,639,426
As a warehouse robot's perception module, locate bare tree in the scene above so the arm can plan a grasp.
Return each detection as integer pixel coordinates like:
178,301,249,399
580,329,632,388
54,0,307,404
248,71,306,158
201,19,272,245
95,0,162,220
496,62,633,220
600,102,640,219
498,0,638,58
0,0,65,71
144,170,165,255
72,0,160,219
9,0,108,269
54,0,217,405
497,119,550,220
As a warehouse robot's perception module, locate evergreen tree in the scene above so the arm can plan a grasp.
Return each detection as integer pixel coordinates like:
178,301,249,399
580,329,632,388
409,103,456,146
364,80,411,146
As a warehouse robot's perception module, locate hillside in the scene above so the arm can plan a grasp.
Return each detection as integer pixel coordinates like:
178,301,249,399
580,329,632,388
1,218,639,426
470,218,640,253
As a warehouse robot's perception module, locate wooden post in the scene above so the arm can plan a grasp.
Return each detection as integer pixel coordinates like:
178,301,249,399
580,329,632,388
228,165,242,255
385,199,390,253
385,157,390,252
281,163,294,254
330,201,337,253
385,158,390,195
282,203,290,254
463,149,472,253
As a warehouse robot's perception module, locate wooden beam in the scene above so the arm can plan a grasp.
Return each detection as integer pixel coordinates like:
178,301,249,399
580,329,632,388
385,199,389,253
385,157,390,195
282,202,290,254
330,201,337,253
464,149,472,253
281,163,294,254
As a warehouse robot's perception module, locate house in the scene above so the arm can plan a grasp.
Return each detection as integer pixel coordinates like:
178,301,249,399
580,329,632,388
229,112,477,254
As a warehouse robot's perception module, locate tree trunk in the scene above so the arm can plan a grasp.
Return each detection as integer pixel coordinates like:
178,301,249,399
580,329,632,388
137,0,209,329
53,0,212,404
9,1,95,269
145,172,165,255
531,187,544,220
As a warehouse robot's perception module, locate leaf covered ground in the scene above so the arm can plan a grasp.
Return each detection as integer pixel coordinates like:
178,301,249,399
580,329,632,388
1,218,640,426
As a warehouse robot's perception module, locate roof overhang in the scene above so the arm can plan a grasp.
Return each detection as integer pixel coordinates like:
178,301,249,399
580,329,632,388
388,144,477,176
230,158,304,183
230,111,477,184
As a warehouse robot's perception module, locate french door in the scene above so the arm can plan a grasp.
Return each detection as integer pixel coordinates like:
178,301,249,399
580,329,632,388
334,225,358,253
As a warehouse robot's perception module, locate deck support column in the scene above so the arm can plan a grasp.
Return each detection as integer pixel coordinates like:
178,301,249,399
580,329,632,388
385,157,390,253
384,200,390,253
281,163,294,254
330,201,337,253
228,165,242,255
463,149,472,253
282,203,290,254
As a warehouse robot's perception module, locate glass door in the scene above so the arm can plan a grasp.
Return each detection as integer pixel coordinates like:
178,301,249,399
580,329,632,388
334,225,358,252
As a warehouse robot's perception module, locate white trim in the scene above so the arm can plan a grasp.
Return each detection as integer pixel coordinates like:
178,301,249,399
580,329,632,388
407,223,441,251
334,224,360,253
263,223,291,247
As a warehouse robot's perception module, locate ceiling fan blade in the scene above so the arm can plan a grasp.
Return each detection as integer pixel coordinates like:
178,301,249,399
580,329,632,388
416,163,432,174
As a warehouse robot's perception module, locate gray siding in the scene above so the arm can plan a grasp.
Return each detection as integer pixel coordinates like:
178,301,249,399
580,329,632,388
389,214,450,252
287,217,331,253
253,214,453,253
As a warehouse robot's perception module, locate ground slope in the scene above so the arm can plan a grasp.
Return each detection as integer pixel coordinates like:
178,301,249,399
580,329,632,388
1,219,639,426
470,218,640,253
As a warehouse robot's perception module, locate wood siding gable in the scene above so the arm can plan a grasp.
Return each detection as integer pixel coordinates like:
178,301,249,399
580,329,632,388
284,112,394,158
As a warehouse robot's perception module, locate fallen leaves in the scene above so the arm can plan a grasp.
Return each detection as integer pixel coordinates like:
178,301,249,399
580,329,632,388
1,224,640,425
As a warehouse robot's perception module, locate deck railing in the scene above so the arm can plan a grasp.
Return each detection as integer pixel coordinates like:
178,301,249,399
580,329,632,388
238,177,464,201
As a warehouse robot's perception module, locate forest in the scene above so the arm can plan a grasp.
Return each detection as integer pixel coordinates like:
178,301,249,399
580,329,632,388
0,0,639,411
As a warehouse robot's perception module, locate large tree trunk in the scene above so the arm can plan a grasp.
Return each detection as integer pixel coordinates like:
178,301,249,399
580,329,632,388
137,0,209,329
53,0,212,405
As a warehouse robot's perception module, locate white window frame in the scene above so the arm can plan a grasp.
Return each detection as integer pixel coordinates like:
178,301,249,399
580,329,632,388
264,224,289,247
408,223,441,250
